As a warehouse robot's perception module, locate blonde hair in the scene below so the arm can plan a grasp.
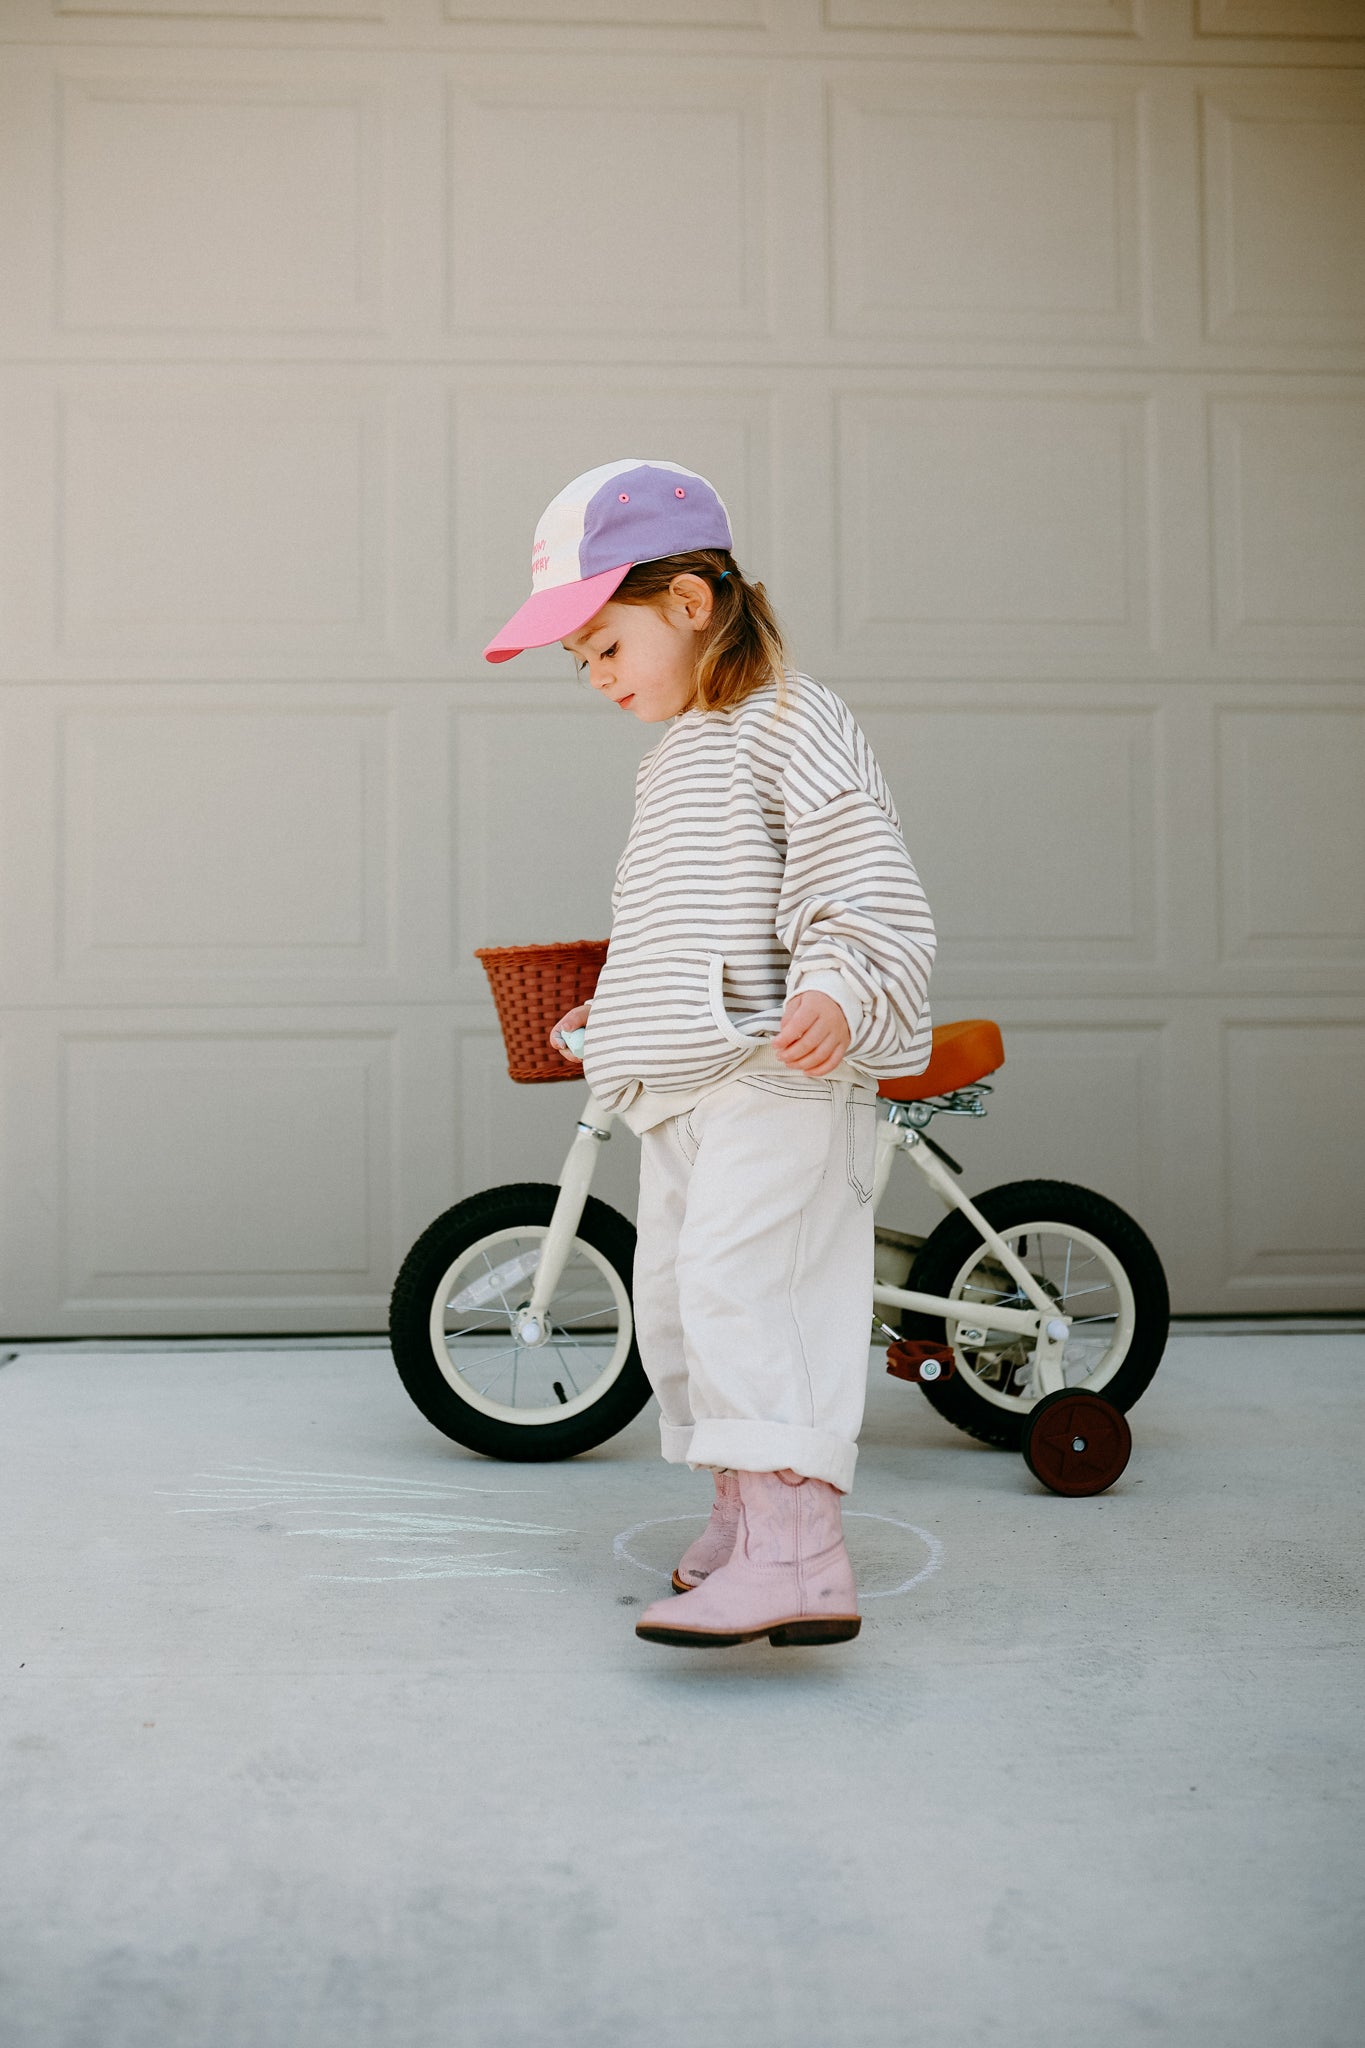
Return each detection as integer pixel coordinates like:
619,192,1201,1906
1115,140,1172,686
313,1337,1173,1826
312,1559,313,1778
608,549,791,718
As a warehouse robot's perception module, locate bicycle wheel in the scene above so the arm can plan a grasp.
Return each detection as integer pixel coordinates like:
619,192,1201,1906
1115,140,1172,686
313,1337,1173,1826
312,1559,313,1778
899,1178,1169,1451
388,1181,652,1461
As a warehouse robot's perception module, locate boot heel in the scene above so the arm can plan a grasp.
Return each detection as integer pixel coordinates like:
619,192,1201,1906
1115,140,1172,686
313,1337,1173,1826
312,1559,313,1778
768,1616,862,1647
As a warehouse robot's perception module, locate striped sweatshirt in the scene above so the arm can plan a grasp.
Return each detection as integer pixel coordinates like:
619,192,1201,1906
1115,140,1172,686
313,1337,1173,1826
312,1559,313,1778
580,669,936,1137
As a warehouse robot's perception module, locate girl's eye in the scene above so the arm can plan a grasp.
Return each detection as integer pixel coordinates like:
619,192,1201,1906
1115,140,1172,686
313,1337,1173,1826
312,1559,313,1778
602,644,617,660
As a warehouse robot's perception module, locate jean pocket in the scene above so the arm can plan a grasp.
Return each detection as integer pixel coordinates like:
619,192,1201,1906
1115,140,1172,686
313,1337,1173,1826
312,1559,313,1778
671,1108,700,1166
845,1096,877,1204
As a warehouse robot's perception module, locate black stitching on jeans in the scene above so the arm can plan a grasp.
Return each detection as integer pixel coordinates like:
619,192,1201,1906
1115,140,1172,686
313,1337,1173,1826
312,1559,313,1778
735,1073,834,1100
845,1098,873,1204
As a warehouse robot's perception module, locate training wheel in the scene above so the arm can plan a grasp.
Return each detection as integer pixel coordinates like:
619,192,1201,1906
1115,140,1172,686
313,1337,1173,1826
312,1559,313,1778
1021,1388,1132,1497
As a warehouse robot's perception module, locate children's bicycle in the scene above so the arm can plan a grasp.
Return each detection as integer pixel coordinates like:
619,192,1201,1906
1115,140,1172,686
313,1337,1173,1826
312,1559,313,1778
389,946,1170,1498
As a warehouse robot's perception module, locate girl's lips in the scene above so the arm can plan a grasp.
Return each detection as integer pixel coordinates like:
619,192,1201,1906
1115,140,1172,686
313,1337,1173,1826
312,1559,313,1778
619,694,634,708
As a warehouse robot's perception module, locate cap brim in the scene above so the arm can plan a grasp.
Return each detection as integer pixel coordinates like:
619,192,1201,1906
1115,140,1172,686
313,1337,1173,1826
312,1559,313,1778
483,564,632,663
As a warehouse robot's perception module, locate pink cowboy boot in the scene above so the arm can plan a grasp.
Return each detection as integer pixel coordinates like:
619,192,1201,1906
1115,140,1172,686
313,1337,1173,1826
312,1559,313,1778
637,1468,861,1649
672,1467,741,1593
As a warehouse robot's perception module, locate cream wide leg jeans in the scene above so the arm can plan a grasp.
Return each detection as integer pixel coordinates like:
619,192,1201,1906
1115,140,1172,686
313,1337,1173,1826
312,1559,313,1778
631,1056,880,1495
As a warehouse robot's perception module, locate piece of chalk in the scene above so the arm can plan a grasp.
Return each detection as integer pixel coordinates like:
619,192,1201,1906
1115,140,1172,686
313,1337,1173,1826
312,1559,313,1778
562,1026,587,1057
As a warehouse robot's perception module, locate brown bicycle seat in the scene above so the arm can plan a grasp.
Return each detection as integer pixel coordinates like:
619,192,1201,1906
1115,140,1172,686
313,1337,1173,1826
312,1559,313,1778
877,1019,1004,1103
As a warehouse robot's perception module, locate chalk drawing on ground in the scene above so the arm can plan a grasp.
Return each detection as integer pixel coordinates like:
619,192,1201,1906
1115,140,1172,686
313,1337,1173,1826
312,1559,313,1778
158,1462,569,1583
612,1510,943,1600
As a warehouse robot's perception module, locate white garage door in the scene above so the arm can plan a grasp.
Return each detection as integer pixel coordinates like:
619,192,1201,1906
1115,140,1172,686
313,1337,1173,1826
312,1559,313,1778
0,0,1361,1335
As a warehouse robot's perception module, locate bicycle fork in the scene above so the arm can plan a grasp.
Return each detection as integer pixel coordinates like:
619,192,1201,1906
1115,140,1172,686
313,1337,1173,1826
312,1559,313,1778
510,1098,615,1347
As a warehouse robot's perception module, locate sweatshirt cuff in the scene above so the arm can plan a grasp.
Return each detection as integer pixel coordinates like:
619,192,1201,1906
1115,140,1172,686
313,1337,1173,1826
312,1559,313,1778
789,969,864,1040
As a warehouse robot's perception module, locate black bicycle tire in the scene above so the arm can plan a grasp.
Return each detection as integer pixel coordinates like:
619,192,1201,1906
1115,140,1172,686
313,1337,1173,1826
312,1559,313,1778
388,1180,652,1461
900,1177,1170,1451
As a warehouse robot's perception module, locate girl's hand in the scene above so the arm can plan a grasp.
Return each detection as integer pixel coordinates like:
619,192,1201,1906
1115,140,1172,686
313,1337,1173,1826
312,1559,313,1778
773,991,850,1077
549,1002,591,1061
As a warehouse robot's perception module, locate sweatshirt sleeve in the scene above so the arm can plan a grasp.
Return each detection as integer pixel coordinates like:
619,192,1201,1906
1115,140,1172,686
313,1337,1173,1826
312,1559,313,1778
775,705,936,1069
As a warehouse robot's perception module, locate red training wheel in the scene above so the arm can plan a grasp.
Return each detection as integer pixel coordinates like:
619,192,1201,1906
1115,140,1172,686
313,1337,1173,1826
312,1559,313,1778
1021,1388,1132,1497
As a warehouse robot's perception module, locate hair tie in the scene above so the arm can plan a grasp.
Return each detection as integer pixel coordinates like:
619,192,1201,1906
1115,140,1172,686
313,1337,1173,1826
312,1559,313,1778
718,569,731,582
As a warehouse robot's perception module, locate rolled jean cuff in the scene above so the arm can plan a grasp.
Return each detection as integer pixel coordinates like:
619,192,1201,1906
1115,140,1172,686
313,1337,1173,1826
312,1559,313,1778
685,1420,857,1495
659,1418,695,1464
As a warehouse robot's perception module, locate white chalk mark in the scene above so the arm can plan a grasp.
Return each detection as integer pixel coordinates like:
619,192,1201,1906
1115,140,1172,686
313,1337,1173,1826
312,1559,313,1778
285,1512,566,1540
843,1512,944,1598
161,1462,566,1587
613,1514,708,1582
612,1510,943,1601
306,1550,560,1584
159,1461,535,1514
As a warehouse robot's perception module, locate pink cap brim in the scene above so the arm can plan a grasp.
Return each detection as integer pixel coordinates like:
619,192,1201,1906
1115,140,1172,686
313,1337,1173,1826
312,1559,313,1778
483,563,632,663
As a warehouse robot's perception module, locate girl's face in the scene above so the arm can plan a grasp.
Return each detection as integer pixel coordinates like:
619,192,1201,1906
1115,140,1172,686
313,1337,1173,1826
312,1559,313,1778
562,575,712,722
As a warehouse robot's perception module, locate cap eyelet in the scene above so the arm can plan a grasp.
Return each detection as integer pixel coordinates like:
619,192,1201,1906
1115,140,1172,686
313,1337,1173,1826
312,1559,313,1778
618,492,630,503
675,487,686,497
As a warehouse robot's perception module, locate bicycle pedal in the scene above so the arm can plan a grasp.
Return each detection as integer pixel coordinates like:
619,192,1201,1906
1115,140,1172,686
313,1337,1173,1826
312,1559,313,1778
886,1338,957,1384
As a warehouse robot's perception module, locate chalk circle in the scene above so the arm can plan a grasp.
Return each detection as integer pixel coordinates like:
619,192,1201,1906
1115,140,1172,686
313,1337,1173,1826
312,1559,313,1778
612,1510,942,1600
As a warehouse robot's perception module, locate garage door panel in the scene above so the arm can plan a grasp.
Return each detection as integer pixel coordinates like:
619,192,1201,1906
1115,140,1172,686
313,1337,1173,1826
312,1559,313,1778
1216,707,1365,968
835,388,1154,659
829,68,1149,344
0,51,56,363
1200,76,1365,346
0,386,57,672
61,707,392,979
450,377,774,668
825,1,1139,30
53,0,383,16
54,69,387,336
442,0,765,21
1197,2,1365,46
861,700,1160,968
446,58,770,339
59,1025,395,1311
1209,391,1365,661
56,377,392,659
1224,1021,1365,1292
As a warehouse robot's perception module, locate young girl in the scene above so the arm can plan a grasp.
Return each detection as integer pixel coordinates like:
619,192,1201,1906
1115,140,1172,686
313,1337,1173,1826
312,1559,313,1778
484,459,936,1651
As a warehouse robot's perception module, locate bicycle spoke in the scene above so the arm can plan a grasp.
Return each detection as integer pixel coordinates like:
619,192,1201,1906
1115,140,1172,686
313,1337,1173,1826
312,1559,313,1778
477,1248,520,1326
428,1224,635,1416
475,1359,515,1397
450,1345,514,1375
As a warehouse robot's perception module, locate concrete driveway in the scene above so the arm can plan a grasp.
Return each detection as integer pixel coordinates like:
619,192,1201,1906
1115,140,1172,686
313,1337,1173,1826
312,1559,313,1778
3,1327,1362,2048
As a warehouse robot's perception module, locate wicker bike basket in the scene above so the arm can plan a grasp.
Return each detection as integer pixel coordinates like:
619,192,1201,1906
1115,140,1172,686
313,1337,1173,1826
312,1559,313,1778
474,939,610,1084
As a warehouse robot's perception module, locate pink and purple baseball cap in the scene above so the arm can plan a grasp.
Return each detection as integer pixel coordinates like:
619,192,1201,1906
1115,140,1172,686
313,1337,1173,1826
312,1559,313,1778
483,458,733,663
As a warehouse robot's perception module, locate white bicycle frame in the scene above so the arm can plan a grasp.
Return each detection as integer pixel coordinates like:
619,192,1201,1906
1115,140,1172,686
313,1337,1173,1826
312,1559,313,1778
509,1079,1075,1401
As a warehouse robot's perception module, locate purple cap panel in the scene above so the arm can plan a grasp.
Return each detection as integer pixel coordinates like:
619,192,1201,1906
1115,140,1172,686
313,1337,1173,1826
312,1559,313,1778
578,465,732,579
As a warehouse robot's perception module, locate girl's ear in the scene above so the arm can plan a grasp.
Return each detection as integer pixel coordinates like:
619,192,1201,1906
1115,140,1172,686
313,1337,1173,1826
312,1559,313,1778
668,572,714,631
